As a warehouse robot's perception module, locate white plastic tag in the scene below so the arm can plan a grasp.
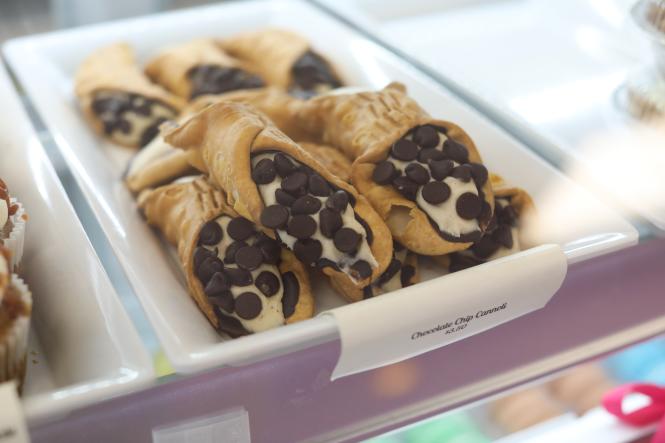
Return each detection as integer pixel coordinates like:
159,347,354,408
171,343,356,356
0,382,29,443
152,408,250,443
323,244,567,380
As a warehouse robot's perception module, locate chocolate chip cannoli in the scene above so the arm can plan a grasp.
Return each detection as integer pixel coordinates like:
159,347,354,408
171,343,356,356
75,43,185,148
138,176,314,337
164,102,393,287
297,83,495,256
145,38,264,101
297,142,353,183
220,29,343,98
437,174,536,272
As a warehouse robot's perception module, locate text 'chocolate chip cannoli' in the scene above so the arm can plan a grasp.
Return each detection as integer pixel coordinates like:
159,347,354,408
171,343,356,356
145,39,265,101
220,29,343,98
75,43,185,148
138,177,313,337
164,102,393,287
437,174,536,272
297,83,495,256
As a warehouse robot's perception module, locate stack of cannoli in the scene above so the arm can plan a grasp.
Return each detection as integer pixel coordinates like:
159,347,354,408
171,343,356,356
75,30,537,339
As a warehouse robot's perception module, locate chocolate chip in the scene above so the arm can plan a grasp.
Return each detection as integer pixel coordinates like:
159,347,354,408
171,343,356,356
377,258,402,286
480,201,493,225
456,193,483,220
493,225,514,249
405,163,430,185
261,204,289,229
393,241,405,252
469,163,488,187
350,260,372,280
235,245,263,271
193,246,216,270
392,176,418,201
291,195,322,215
208,289,235,313
498,204,518,226
472,236,500,259
256,271,280,297
309,174,331,197
255,235,281,265
198,220,223,245
215,310,250,338
356,215,374,245
333,228,361,253
363,286,374,299
418,148,445,163
281,272,300,318
291,51,341,94
316,258,340,271
294,239,322,264
187,65,264,99
252,158,276,184
235,292,262,320
275,189,296,206
287,215,317,239
422,181,451,205
451,165,472,182
204,271,231,297
413,125,439,148
372,161,397,185
449,254,482,273
391,139,419,161
196,256,224,285
400,265,416,287
429,159,455,181
443,139,469,163
227,217,255,241
274,153,297,177
326,190,349,212
281,171,308,194
226,267,253,286
140,117,167,147
319,208,342,238
224,241,246,264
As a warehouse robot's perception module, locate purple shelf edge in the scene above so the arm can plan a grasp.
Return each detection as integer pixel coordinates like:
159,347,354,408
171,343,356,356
31,238,665,443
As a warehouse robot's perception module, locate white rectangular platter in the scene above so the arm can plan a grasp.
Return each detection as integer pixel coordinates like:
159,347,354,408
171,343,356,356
0,65,153,424
3,0,637,375
319,0,665,228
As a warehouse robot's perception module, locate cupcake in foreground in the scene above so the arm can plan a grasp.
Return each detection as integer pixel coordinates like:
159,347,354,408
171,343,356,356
0,179,26,271
0,247,32,391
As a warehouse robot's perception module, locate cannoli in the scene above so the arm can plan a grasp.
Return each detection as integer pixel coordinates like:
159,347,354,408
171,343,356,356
220,29,342,98
75,43,185,148
138,176,313,337
297,83,494,256
164,102,393,287
145,38,264,100
187,87,314,142
330,242,419,302
298,142,353,183
437,174,536,272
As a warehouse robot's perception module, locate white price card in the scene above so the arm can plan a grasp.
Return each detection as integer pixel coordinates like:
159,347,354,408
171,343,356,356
0,382,29,443
323,244,567,380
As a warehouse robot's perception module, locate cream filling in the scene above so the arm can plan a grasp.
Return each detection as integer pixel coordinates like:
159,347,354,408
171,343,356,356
127,132,176,177
111,105,174,146
201,216,285,333
0,200,7,231
391,131,480,237
252,153,378,281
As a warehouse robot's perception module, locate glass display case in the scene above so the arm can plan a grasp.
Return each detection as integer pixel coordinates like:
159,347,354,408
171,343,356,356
0,1,663,442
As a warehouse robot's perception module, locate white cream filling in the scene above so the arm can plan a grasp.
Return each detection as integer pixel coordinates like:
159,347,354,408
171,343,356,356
0,200,7,230
391,132,480,237
201,216,285,333
252,153,378,281
127,132,176,177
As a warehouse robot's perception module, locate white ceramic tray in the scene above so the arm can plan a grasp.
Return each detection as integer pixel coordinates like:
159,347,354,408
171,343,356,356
0,65,153,424
3,0,637,375
318,0,665,229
